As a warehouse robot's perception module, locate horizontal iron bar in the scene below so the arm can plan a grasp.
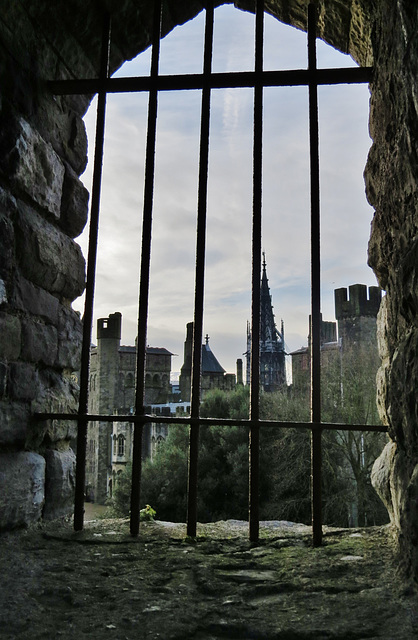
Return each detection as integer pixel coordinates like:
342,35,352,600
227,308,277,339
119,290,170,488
48,66,373,96
33,412,387,432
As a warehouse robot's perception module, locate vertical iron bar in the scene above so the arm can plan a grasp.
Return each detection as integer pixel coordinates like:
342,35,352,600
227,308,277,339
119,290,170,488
249,0,264,544
308,3,323,547
130,0,162,536
74,12,111,532
187,0,214,538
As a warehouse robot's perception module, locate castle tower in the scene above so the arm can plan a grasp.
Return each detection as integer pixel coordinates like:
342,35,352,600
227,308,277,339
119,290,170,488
335,284,382,349
87,312,122,503
246,254,286,391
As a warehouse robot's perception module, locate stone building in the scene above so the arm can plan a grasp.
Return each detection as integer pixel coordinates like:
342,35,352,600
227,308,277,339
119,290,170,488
291,317,337,393
85,312,173,502
1,0,418,584
291,284,382,394
179,322,236,402
245,255,286,391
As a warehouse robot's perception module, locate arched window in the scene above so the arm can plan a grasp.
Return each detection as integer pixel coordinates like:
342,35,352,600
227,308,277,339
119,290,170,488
118,434,125,457
113,434,117,456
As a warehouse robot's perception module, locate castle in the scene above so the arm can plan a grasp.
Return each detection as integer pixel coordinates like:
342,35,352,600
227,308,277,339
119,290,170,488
291,284,382,393
1,0,417,587
85,312,175,502
85,313,236,503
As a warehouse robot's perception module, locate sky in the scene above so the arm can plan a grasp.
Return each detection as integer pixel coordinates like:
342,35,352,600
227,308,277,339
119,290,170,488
73,4,378,382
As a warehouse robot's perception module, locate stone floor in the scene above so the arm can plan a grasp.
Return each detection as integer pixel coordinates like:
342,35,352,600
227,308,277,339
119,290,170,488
0,517,417,639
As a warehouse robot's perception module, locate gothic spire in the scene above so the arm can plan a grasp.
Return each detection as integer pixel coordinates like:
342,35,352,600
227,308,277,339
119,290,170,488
246,253,286,390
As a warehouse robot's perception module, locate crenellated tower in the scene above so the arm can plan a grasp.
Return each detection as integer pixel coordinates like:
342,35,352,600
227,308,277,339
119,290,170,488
335,284,382,349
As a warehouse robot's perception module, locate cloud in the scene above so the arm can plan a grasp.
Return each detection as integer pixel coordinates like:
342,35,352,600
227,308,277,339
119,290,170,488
75,6,377,376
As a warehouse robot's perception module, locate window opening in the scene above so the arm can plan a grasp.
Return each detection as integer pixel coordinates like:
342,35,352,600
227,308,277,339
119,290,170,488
118,434,125,457
41,1,385,545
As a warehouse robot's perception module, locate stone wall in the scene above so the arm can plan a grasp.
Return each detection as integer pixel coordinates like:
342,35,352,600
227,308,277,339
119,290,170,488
365,1,418,583
0,1,89,527
0,0,417,584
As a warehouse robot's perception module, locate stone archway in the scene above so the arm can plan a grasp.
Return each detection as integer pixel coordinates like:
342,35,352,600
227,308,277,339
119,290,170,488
0,0,417,582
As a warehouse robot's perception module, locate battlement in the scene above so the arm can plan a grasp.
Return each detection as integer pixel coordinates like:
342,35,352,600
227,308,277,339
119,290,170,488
97,312,122,340
335,285,381,320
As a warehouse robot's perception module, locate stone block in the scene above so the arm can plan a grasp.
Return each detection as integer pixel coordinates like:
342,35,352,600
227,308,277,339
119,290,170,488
8,362,39,401
60,163,89,239
387,329,418,455
21,318,57,367
57,305,82,371
0,452,45,530
45,418,78,444
0,279,7,304
0,313,21,361
0,362,6,399
3,116,64,218
371,442,413,533
371,440,397,527
0,189,15,290
12,273,59,324
376,295,390,361
43,448,76,520
0,212,14,281
31,369,78,443
15,202,85,301
399,238,418,327
0,400,29,445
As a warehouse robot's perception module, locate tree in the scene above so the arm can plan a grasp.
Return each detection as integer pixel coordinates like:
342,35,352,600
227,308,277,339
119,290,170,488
109,358,388,527
321,344,388,526
259,387,348,525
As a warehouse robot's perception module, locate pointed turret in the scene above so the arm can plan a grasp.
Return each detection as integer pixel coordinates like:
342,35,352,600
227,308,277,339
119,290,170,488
246,253,286,391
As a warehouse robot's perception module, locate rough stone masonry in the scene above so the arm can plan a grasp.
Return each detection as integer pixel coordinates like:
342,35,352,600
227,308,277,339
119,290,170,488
0,0,417,586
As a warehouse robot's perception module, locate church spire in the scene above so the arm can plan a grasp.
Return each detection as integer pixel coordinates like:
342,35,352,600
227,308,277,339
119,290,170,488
246,254,286,390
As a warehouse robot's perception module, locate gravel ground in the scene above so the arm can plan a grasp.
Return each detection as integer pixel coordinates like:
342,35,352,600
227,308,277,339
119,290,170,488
0,517,417,639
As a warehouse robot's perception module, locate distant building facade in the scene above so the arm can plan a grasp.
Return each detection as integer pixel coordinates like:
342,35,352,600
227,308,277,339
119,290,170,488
290,317,338,392
85,312,174,503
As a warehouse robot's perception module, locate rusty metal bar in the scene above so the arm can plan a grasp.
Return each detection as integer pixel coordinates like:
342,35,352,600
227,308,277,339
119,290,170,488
187,0,214,538
35,411,388,433
308,3,323,547
249,0,264,544
73,13,111,532
48,66,373,96
130,0,162,537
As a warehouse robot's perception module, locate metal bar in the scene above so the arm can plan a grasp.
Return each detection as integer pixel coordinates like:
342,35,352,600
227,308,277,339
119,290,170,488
34,412,388,433
249,0,264,544
308,3,323,547
130,0,162,537
187,0,214,538
73,12,111,532
48,66,373,96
